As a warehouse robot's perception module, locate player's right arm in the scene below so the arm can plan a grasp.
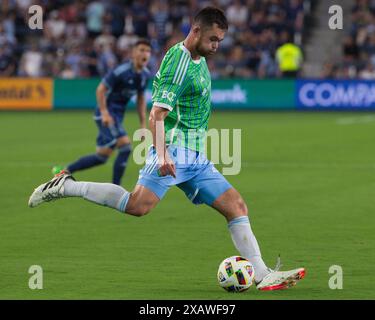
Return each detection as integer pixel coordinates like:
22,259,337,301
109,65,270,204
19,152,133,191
96,82,114,127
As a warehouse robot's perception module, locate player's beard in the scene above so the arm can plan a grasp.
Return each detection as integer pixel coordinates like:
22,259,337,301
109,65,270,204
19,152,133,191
196,39,213,58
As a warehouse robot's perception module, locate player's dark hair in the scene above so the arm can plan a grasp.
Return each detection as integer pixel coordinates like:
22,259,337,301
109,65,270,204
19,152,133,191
193,7,228,30
134,38,152,48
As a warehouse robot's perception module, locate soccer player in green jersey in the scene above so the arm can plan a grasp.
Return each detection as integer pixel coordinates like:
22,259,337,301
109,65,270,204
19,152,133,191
29,7,305,291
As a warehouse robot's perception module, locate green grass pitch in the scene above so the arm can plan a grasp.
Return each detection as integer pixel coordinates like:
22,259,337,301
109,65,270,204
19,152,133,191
0,110,374,300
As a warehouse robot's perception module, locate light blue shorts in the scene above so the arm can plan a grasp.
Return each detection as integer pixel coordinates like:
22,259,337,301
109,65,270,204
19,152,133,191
136,145,232,206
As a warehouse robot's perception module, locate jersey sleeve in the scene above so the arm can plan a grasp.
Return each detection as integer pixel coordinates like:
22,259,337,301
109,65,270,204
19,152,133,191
102,69,118,90
152,49,189,111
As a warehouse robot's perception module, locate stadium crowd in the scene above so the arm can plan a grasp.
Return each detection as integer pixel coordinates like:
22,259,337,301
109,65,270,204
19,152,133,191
324,0,375,79
0,0,309,79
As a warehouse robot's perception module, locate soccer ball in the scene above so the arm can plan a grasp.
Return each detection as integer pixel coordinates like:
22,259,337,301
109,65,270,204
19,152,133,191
217,256,255,292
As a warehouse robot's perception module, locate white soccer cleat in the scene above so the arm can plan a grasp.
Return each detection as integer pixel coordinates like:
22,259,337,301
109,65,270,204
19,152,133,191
28,171,73,208
256,268,306,291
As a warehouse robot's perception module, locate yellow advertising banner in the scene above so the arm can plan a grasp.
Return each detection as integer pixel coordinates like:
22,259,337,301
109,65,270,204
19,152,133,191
0,78,53,110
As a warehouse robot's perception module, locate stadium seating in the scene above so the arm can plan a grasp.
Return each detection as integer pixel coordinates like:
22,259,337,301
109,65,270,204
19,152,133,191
322,0,375,79
0,0,312,78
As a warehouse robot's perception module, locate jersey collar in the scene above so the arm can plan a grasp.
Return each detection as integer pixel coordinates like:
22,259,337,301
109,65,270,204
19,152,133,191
180,42,202,64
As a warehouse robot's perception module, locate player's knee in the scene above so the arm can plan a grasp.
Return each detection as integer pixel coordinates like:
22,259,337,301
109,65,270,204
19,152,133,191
97,147,113,158
125,196,152,217
95,153,110,163
137,206,151,217
117,143,132,155
236,198,248,216
125,189,158,217
127,205,151,217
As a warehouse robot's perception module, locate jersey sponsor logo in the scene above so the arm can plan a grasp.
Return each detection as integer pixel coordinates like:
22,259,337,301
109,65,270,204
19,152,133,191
162,90,176,102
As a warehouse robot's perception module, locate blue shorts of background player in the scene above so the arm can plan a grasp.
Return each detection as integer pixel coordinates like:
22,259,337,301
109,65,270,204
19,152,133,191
137,145,232,205
94,106,127,149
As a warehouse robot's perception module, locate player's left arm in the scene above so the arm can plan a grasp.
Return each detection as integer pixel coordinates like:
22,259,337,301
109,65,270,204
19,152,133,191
136,92,147,140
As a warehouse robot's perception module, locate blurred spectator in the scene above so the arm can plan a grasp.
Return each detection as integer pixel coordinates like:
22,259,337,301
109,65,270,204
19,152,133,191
94,25,116,51
343,35,360,61
149,0,171,46
65,44,84,77
118,31,139,58
59,1,82,23
359,61,375,79
0,22,16,48
18,42,43,77
223,44,253,78
321,62,338,79
107,0,125,38
131,0,149,38
16,0,33,11
2,10,16,39
249,10,265,35
0,45,15,76
44,10,66,41
1,0,312,79
65,16,88,42
286,0,305,41
332,0,375,78
97,43,118,76
226,0,248,29
60,63,76,79
81,39,99,77
86,0,105,38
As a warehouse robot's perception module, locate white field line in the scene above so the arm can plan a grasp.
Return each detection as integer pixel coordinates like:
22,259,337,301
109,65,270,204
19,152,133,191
336,115,375,125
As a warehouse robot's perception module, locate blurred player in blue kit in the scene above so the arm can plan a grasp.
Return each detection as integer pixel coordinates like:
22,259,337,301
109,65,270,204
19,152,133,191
54,39,151,185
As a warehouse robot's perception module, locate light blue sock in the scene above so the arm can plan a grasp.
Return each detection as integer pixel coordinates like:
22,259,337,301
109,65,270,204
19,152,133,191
64,179,130,213
228,216,270,282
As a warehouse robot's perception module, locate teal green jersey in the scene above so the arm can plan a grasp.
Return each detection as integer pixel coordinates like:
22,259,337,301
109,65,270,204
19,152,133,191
152,42,211,152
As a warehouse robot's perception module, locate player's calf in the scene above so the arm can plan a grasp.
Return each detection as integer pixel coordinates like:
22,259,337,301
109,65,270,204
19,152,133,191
66,152,110,173
113,143,132,185
212,188,270,282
